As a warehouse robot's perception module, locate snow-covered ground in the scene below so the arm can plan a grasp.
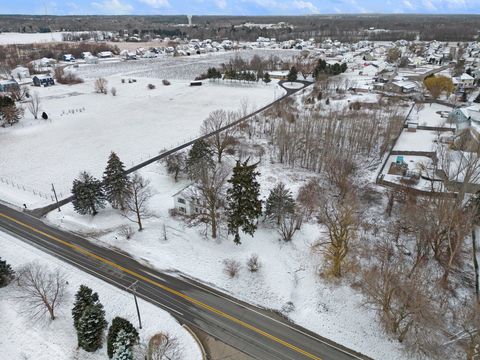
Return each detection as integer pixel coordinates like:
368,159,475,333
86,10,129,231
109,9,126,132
0,32,64,45
0,76,283,207
393,129,442,152
46,156,413,360
0,231,202,360
409,103,454,128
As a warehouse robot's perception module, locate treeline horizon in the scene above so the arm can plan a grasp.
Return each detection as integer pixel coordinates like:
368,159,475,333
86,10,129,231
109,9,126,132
0,14,479,42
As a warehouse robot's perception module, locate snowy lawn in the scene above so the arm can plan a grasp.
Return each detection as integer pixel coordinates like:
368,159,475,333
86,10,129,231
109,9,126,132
393,129,444,153
409,103,455,128
0,76,283,207
0,231,202,360
282,81,304,89
47,158,414,360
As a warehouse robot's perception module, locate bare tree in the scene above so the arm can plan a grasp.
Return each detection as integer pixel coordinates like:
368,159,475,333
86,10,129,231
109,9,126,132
147,332,182,360
94,77,108,94
26,92,41,120
15,262,67,321
315,191,358,277
123,173,152,231
201,109,237,163
192,163,229,239
223,259,241,278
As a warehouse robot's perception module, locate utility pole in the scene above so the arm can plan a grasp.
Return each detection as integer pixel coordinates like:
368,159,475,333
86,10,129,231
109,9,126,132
51,183,61,212
126,281,142,329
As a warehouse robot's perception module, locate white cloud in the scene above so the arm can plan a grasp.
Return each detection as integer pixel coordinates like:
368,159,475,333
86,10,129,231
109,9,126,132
422,0,437,10
292,0,319,13
215,0,227,9
91,0,133,14
139,0,170,8
402,0,415,10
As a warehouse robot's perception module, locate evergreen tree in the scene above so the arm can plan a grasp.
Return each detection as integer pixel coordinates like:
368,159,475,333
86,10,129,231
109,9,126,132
287,66,298,82
77,303,107,352
103,152,130,210
107,317,138,358
226,160,262,245
112,329,134,360
72,171,106,216
0,257,14,287
262,72,271,84
340,62,348,73
186,139,214,181
0,95,23,127
72,285,99,331
265,183,295,225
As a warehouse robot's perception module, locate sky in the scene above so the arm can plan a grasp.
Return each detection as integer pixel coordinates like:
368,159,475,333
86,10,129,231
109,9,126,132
0,0,479,16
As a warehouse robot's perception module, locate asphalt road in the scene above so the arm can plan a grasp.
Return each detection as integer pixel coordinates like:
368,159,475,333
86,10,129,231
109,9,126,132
0,203,371,360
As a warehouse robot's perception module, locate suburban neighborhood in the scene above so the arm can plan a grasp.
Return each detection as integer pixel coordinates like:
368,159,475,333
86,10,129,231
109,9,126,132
0,6,480,360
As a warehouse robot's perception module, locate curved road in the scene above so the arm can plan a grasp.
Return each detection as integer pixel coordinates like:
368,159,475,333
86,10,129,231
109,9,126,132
0,203,370,360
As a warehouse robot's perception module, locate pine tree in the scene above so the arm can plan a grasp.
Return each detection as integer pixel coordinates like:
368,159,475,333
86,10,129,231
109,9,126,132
107,317,138,358
0,257,14,287
287,66,298,83
112,329,134,360
103,152,130,210
226,160,262,245
77,303,107,352
72,285,99,331
72,171,106,216
262,72,271,84
186,139,214,181
265,183,295,225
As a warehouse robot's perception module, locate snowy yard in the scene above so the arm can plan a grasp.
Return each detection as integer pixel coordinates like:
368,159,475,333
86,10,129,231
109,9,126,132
0,76,283,207
46,157,413,360
393,129,443,152
408,102,455,128
0,231,202,360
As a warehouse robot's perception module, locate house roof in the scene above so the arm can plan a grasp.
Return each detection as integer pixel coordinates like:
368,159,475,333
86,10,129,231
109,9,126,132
460,73,474,81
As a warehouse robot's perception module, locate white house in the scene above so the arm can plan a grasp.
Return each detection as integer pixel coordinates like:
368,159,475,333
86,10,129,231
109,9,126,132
11,66,30,80
459,73,475,87
97,51,113,58
172,184,207,216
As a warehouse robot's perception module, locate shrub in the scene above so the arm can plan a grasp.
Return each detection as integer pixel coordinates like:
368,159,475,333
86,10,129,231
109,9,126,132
223,259,241,278
94,78,108,94
246,254,261,272
110,87,117,96
54,67,83,84
147,83,156,90
162,79,171,86
118,225,134,240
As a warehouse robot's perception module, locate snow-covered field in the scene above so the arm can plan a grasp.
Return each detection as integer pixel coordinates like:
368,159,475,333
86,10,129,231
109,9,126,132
46,155,413,360
72,49,298,80
0,32,64,45
0,231,202,360
0,76,283,207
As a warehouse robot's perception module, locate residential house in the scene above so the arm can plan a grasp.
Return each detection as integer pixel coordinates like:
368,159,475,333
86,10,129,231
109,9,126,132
97,51,113,58
10,66,30,80
62,54,75,62
172,184,207,216
0,79,19,93
33,75,54,87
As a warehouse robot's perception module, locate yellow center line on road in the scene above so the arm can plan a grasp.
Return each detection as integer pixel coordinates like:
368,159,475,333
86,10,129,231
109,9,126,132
0,212,322,360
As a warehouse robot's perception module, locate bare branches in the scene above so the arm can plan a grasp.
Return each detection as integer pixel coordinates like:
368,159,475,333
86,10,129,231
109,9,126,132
123,174,152,231
201,109,237,163
26,91,41,120
94,77,108,94
15,262,67,321
147,332,182,360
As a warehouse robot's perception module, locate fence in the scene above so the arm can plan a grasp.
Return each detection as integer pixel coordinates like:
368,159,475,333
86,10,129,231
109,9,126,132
0,176,64,202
